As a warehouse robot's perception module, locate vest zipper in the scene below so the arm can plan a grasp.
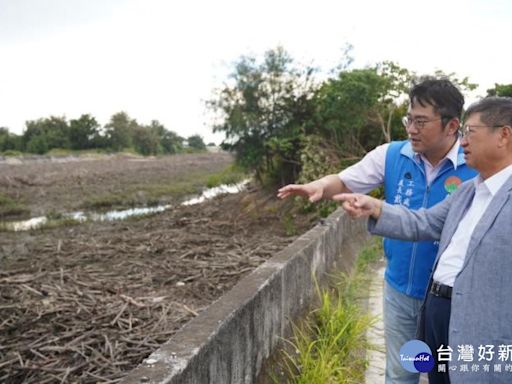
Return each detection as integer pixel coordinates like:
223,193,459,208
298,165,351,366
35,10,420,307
406,164,453,296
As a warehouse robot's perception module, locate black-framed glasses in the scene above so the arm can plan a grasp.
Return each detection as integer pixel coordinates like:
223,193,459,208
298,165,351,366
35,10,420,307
460,124,507,138
402,116,443,130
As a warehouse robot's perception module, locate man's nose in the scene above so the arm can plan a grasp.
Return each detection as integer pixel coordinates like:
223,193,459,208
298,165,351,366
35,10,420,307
406,125,420,134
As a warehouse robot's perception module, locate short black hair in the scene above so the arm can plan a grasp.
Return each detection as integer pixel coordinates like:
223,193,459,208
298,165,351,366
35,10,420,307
409,78,465,126
464,96,512,127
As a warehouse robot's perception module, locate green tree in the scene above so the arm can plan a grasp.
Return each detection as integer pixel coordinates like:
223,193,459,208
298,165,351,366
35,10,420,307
22,116,70,153
429,70,478,94
372,61,412,142
161,129,184,154
69,114,100,150
142,120,184,154
210,46,316,184
187,134,206,151
487,83,512,97
311,68,390,158
89,131,109,149
26,134,49,154
104,112,137,151
133,125,161,155
0,128,22,152
209,46,479,186
311,66,477,159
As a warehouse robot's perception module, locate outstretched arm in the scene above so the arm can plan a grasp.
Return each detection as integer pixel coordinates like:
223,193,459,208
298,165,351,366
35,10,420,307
278,144,389,202
334,192,453,242
277,174,352,203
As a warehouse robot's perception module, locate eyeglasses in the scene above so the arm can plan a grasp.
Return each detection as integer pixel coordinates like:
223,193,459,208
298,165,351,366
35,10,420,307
402,116,443,130
460,124,506,138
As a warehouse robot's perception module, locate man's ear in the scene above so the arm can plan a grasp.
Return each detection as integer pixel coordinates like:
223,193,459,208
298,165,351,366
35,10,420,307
499,125,512,148
446,117,460,136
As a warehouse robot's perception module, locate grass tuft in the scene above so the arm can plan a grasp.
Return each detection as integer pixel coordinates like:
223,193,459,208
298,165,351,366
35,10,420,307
37,217,82,231
0,193,30,218
273,238,382,383
206,165,248,188
81,166,249,211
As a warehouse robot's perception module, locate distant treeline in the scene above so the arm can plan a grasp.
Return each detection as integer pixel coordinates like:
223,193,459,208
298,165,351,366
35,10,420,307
208,46,512,187
0,111,210,156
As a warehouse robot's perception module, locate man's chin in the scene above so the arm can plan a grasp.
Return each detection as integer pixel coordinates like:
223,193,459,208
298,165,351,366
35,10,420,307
410,140,423,152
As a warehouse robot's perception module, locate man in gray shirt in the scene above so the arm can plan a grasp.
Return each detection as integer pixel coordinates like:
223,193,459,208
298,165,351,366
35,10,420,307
336,96,512,384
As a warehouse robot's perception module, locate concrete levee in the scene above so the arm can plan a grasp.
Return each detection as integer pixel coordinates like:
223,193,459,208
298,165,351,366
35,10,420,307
120,209,370,384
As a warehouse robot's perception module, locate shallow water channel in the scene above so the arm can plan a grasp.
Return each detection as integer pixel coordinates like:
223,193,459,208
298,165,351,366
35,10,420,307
4,180,249,231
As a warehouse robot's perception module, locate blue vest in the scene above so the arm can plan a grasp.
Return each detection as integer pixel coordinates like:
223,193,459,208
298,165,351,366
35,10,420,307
383,140,477,299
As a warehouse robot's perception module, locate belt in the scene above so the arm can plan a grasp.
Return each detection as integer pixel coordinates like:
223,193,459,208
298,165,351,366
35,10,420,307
430,281,452,299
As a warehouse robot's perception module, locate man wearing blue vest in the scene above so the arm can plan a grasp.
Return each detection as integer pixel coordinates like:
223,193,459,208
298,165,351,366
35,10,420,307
277,78,477,384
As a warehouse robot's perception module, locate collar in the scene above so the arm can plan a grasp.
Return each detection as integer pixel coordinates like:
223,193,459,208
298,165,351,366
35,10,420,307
400,138,463,169
474,163,512,197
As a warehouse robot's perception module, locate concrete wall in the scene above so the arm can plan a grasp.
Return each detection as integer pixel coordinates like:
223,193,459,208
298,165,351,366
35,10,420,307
120,209,370,384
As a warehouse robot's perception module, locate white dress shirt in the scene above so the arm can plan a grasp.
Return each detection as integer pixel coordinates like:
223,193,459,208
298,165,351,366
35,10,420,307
433,164,512,286
338,140,461,193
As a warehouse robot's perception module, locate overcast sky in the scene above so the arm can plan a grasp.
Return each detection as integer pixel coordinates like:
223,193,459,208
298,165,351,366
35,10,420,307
1,0,511,144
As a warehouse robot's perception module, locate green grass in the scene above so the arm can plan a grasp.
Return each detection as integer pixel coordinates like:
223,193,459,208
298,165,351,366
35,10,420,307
272,238,383,383
82,180,201,210
82,193,133,210
1,150,24,157
206,164,247,188
1,148,112,158
283,213,298,236
0,193,30,218
0,216,82,232
45,148,112,157
81,166,249,211
36,217,82,231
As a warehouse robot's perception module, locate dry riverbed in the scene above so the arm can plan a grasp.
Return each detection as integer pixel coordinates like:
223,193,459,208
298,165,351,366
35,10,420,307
0,153,316,383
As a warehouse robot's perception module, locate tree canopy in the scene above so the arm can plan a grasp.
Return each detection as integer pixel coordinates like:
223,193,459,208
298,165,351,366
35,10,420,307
1,113,203,156
209,47,489,187
209,46,316,184
487,83,512,97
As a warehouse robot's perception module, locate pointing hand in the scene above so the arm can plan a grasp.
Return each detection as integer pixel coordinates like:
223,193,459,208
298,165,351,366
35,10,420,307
332,193,382,219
